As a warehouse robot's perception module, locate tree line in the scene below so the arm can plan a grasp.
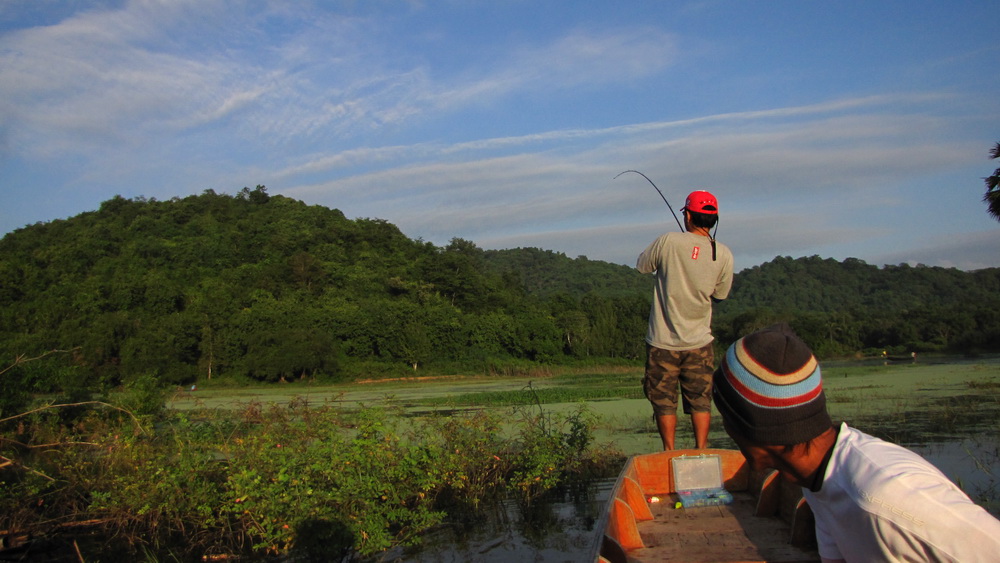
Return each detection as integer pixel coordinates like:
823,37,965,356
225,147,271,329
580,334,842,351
713,255,1000,358
1,186,998,399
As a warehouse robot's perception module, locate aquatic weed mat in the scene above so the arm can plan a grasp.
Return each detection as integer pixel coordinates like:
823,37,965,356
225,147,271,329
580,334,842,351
822,362,1000,444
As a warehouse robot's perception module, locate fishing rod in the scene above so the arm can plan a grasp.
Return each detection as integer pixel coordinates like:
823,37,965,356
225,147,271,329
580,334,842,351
613,169,684,231
615,169,722,261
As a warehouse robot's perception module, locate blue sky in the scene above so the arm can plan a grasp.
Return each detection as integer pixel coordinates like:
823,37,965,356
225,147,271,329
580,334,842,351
2,1,998,271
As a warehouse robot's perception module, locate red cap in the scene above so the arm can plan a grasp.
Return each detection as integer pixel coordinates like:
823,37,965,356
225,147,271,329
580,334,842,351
683,190,718,214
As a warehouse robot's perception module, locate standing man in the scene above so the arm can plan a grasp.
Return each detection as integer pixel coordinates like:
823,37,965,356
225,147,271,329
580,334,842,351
714,323,1000,562
636,190,734,450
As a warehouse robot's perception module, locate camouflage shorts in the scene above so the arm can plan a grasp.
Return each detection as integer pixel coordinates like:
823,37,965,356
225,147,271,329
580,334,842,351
643,343,715,416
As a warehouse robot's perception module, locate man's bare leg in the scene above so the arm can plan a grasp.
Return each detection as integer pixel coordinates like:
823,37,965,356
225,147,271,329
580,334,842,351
655,414,677,450
692,412,711,449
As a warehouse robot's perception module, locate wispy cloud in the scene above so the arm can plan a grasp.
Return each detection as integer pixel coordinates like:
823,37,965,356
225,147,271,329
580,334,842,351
275,93,952,180
497,26,678,90
281,93,971,197
2,3,250,152
275,92,989,270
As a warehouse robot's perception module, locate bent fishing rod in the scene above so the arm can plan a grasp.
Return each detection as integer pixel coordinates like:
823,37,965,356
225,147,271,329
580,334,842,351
613,169,684,231
615,169,721,260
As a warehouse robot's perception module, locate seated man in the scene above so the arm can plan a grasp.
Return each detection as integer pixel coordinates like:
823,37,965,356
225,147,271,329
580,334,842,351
713,323,1000,562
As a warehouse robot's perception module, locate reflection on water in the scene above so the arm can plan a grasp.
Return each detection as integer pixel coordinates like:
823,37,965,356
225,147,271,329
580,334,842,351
912,437,1000,517
388,478,616,562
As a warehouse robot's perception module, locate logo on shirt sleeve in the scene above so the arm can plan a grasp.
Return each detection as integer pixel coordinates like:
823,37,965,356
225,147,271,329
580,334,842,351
859,490,925,526
691,246,700,260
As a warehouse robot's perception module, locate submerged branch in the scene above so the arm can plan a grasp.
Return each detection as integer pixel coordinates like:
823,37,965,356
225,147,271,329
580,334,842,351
0,453,56,481
0,401,147,435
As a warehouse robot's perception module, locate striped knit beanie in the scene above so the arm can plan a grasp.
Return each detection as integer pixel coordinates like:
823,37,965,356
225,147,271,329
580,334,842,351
713,323,832,445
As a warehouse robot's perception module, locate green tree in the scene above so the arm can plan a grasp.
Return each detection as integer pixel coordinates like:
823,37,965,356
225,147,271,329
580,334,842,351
399,321,432,370
420,238,489,312
555,310,589,356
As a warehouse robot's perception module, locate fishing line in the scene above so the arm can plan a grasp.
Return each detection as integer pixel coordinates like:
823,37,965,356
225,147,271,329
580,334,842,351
613,169,684,232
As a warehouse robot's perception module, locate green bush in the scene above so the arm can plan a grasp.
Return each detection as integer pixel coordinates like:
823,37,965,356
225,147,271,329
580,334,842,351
0,400,611,560
104,373,168,418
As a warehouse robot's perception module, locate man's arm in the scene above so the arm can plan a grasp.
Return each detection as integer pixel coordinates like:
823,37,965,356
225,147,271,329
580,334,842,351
635,235,663,274
711,249,734,302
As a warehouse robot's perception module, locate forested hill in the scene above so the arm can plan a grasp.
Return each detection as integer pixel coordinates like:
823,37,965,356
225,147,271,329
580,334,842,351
0,187,651,390
1,187,998,395
482,247,648,298
713,255,1000,357
725,255,1000,315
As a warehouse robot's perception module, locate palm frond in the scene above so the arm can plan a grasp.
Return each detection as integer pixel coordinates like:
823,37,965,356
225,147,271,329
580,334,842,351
982,143,1000,221
984,188,1000,221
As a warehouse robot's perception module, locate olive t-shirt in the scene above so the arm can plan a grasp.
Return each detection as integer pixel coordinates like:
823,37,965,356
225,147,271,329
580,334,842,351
636,231,733,350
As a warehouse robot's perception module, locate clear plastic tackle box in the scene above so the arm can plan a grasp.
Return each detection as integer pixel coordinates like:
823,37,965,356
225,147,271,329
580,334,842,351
671,454,734,508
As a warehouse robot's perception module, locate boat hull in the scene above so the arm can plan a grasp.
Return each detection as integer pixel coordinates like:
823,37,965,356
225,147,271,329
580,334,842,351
591,449,819,563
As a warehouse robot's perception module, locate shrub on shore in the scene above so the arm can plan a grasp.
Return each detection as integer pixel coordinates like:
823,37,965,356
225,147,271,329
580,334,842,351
0,394,614,560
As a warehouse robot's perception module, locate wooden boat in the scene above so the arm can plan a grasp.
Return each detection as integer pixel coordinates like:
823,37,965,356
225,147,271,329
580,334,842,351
591,449,819,563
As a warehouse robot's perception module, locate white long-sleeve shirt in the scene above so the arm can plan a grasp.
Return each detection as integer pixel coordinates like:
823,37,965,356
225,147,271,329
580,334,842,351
804,423,1000,562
